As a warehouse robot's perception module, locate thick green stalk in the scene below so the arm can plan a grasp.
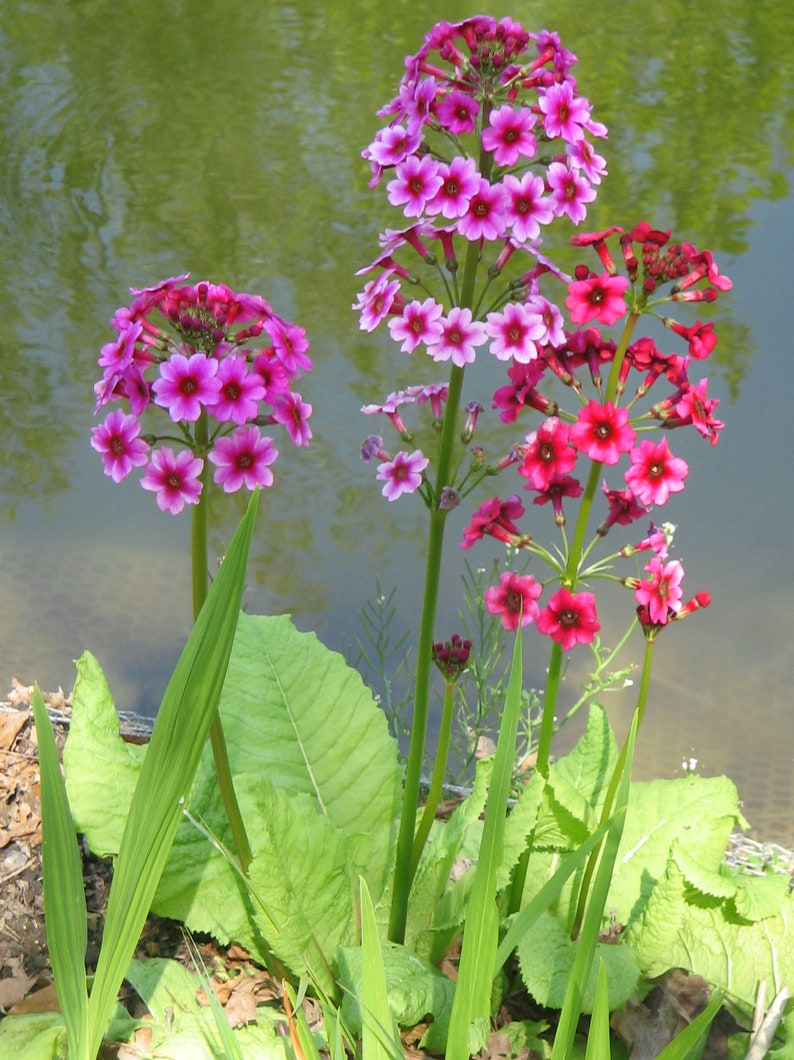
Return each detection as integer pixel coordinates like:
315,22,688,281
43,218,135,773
569,634,655,938
389,238,482,944
411,678,456,875
192,413,252,873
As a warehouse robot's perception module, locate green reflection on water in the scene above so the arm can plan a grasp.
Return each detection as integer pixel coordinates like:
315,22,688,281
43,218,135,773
1,3,792,830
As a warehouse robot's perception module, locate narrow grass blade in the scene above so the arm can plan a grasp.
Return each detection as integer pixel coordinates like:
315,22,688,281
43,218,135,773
32,687,89,1056
655,989,723,1059
283,981,323,1060
494,810,621,974
445,628,525,1060
84,489,259,1058
551,707,639,1060
584,960,611,1060
359,876,403,1060
184,932,244,1060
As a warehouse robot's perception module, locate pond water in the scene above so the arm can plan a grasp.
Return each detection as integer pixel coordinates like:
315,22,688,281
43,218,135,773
2,2,793,841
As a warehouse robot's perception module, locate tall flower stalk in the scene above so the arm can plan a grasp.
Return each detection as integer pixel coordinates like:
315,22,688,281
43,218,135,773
356,17,731,944
91,275,313,871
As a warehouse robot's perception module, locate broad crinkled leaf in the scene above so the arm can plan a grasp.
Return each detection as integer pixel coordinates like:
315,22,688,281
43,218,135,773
550,704,617,812
626,858,794,1010
337,942,455,1046
156,772,365,994
608,774,742,925
517,909,639,1012
63,651,147,856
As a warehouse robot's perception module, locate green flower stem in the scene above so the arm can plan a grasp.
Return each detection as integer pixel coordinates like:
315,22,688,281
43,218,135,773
192,412,252,874
532,312,641,785
569,634,655,939
411,677,456,875
389,237,482,944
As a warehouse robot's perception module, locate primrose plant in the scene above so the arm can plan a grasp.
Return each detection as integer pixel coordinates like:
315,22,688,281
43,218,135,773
355,15,730,944
91,276,313,872
26,16,764,1060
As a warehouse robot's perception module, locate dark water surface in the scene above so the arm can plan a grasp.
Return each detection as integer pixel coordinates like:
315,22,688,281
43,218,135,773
1,2,793,839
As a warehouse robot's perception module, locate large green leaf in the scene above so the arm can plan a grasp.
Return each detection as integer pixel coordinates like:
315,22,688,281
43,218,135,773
151,615,402,970
626,856,794,1010
337,941,455,1047
517,909,639,1013
213,612,401,895
63,651,147,854
608,774,744,925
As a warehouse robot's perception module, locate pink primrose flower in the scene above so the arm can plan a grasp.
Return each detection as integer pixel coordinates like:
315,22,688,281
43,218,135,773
208,426,278,493
91,409,149,484
624,437,688,506
152,352,221,423
519,417,577,491
569,137,608,184
353,274,403,332
484,572,542,632
141,447,203,514
425,156,480,219
634,556,685,625
98,321,143,374
433,89,479,134
364,124,422,169
213,356,267,425
662,318,718,360
485,302,544,364
457,178,507,242
524,295,566,348
481,104,537,167
376,449,429,501
502,173,555,242
598,482,649,535
547,161,597,225
387,154,444,217
265,318,312,375
271,391,313,447
536,587,601,650
531,473,583,526
461,494,527,550
406,383,448,420
539,81,592,143
387,297,445,353
252,351,291,401
426,306,488,367
569,400,636,465
673,377,724,445
565,273,630,326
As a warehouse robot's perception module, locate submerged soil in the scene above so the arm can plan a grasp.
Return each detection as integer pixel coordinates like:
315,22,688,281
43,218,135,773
0,687,785,1057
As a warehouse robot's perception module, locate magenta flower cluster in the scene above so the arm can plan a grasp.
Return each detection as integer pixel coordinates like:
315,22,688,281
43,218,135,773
356,16,731,647
91,275,312,514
